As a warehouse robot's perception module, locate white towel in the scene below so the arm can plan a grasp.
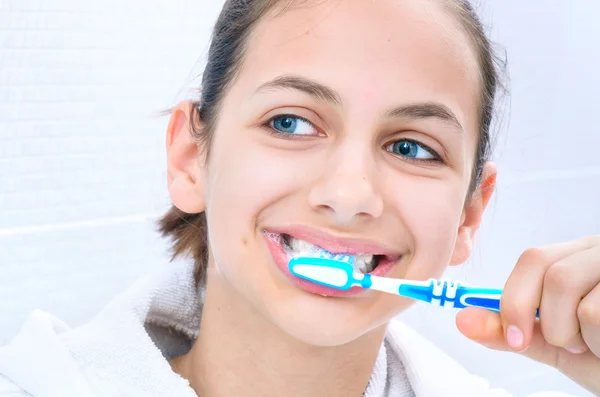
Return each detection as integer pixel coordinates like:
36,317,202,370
0,261,578,397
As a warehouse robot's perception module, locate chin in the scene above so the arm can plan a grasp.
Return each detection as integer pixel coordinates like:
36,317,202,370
264,294,392,347
279,319,369,347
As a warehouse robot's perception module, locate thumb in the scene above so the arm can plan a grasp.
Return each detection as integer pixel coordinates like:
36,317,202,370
456,308,600,393
456,307,506,351
456,307,554,361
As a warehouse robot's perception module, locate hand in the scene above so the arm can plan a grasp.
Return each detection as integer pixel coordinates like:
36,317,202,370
456,235,600,394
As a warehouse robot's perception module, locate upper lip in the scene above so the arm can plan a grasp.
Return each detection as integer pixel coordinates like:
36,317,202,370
266,225,402,258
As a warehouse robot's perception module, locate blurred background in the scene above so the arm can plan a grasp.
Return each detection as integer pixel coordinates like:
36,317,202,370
1,0,599,395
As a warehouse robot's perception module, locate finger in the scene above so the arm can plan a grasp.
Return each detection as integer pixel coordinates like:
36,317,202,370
526,323,600,394
538,235,600,262
500,238,600,352
540,247,600,352
579,256,600,357
458,308,600,393
500,248,549,351
456,308,555,363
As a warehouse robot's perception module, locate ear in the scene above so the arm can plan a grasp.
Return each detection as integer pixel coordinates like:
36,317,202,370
450,162,497,266
166,100,206,214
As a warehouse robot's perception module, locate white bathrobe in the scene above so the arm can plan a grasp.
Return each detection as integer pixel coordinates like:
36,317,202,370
0,262,578,397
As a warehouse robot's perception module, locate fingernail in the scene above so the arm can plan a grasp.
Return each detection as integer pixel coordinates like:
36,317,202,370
506,325,524,350
565,347,586,354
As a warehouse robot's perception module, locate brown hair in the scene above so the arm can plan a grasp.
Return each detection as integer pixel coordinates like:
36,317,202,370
158,0,506,287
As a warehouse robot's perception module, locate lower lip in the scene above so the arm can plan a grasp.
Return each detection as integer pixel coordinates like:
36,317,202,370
263,232,398,297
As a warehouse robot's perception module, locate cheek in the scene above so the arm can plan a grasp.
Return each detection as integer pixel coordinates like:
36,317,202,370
202,128,317,270
205,136,310,219
390,175,466,278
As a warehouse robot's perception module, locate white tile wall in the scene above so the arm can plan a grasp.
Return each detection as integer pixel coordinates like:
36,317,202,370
1,1,598,396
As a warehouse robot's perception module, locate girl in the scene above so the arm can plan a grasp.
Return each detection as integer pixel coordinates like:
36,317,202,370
1,0,599,396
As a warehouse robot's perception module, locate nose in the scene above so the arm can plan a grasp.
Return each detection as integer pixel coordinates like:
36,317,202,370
308,152,383,224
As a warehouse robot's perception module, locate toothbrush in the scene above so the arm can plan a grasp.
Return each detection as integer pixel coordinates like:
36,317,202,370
288,253,540,317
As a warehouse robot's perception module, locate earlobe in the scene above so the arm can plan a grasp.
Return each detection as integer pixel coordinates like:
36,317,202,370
450,227,473,266
450,162,497,266
166,101,206,214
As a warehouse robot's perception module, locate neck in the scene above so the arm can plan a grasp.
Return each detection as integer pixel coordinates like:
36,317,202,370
171,271,386,397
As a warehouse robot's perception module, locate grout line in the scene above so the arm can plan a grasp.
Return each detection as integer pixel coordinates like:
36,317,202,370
0,213,164,236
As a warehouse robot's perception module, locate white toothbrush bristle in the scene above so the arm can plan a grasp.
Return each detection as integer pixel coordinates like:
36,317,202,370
283,234,376,274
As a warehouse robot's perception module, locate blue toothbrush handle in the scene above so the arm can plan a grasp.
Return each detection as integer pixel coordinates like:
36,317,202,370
396,279,540,318
454,284,540,318
453,285,502,311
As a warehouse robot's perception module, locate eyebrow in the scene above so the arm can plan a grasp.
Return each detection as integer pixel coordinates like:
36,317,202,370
385,102,464,133
255,75,343,106
255,75,463,132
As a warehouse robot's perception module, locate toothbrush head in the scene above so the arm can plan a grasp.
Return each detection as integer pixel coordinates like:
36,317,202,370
288,251,370,290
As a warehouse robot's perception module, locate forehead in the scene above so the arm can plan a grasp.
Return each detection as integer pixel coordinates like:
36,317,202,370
238,0,481,135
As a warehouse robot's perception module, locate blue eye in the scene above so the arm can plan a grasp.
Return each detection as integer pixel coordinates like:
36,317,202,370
388,140,438,161
270,115,317,135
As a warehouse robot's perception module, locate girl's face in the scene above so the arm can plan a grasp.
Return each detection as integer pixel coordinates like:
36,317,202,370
171,0,494,346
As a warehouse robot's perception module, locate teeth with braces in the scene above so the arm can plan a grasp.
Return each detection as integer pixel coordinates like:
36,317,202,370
288,237,319,252
283,235,377,274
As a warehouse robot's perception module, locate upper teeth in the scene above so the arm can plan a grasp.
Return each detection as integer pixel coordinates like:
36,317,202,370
285,235,376,274
289,237,319,252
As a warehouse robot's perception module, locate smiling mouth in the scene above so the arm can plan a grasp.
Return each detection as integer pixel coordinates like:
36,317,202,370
278,233,384,274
